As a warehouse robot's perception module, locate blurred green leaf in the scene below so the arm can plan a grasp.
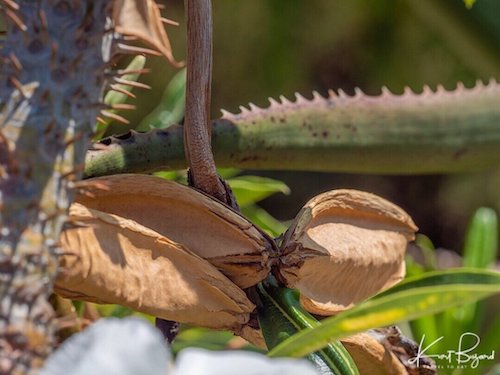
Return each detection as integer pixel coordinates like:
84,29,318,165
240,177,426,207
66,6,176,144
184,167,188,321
96,304,134,318
439,207,498,356
464,0,476,9
269,269,500,358
407,236,440,351
72,300,84,317
242,205,287,237
171,327,235,354
155,170,187,184
137,68,186,131
228,175,290,207
463,207,498,269
94,55,146,140
415,234,438,271
217,168,241,179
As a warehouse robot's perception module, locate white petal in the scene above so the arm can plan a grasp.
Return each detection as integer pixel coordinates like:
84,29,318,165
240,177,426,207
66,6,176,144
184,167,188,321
41,317,171,375
174,348,320,375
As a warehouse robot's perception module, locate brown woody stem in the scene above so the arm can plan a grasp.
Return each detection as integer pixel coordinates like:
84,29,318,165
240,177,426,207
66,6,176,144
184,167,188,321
156,0,228,343
183,0,226,202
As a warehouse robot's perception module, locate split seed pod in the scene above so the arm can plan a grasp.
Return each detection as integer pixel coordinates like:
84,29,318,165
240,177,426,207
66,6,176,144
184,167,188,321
278,189,417,315
55,203,255,331
341,333,408,375
75,174,278,288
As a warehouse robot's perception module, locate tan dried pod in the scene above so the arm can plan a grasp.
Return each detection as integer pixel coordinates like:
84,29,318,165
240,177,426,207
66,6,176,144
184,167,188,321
278,189,417,315
75,174,277,289
55,203,255,331
341,333,409,375
113,0,180,65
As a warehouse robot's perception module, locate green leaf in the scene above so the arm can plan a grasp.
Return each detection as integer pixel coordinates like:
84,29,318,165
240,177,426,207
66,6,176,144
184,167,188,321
439,208,498,350
94,55,147,140
268,269,500,358
154,170,188,184
217,168,241,179
414,234,438,271
463,207,498,269
137,68,186,131
228,175,290,207
257,278,359,375
241,205,287,237
171,327,236,354
464,0,476,9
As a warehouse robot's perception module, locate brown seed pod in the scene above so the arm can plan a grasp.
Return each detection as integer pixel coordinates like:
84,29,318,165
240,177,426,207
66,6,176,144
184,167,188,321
55,203,255,331
75,174,278,289
278,189,417,315
342,333,409,375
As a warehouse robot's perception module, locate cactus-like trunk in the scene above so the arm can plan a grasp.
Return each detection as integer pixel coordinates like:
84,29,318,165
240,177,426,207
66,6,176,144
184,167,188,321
0,1,112,372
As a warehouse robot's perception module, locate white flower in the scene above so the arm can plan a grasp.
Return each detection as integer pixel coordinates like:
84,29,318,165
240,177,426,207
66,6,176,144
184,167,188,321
173,348,319,375
41,317,320,375
41,318,170,375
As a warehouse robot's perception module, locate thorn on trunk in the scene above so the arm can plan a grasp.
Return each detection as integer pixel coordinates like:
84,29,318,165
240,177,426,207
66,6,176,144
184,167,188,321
113,77,151,90
100,110,130,124
4,8,27,31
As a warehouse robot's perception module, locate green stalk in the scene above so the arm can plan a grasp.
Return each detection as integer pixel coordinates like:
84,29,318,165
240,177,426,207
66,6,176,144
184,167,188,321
257,277,359,375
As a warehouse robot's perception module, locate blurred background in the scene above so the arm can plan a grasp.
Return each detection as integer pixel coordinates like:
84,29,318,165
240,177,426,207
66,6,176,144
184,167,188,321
120,0,500,254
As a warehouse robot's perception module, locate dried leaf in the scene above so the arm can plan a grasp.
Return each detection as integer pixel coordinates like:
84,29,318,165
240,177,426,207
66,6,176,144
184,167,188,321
113,0,180,65
278,189,417,315
75,174,277,288
341,333,409,375
55,204,254,331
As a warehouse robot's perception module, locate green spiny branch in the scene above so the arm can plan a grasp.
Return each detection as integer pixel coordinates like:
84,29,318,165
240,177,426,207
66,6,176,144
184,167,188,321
84,80,500,177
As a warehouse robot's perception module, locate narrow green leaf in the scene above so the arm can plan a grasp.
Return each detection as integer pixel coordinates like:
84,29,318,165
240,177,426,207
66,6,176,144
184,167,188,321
414,234,438,271
136,68,186,131
268,270,500,358
463,207,498,269
441,208,498,346
257,278,359,375
228,175,290,207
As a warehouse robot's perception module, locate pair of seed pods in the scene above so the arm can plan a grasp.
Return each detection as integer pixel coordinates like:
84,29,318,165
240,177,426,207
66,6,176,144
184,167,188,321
55,174,416,342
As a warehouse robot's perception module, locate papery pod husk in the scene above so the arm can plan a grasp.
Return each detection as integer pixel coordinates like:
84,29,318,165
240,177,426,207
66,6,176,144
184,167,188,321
75,174,278,288
54,203,255,331
113,0,180,65
341,333,409,375
278,189,417,315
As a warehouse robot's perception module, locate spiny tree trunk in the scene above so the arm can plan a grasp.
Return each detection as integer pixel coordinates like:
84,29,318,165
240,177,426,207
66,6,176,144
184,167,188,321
0,1,113,372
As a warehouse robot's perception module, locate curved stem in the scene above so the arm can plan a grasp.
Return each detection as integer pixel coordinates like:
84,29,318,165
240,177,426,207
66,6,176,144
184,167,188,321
183,0,226,201
156,0,227,342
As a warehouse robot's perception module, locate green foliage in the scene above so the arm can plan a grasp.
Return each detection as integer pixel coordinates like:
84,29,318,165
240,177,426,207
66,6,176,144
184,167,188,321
268,269,500,358
227,175,290,208
228,175,289,236
171,327,235,354
257,277,359,375
463,207,498,269
137,68,187,131
464,0,477,9
95,55,147,140
409,208,498,374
